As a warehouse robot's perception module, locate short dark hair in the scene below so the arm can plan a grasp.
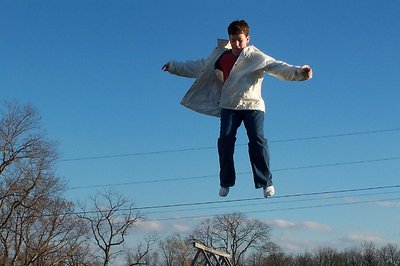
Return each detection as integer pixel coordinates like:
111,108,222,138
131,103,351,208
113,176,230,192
227,20,249,36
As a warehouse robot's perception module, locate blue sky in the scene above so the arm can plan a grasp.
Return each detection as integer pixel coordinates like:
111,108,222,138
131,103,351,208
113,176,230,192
2,0,400,253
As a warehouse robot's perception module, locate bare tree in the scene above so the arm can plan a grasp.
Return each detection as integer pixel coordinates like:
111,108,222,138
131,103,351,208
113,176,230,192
78,190,142,266
12,200,89,265
191,213,272,266
313,246,343,266
159,233,193,266
126,232,159,266
159,235,176,266
378,243,400,266
293,251,316,266
259,242,292,266
360,241,379,266
63,241,100,266
0,101,90,265
342,247,363,266
0,101,54,229
262,251,293,266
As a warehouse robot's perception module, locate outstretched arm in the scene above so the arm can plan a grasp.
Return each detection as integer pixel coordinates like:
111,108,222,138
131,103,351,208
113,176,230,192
161,58,208,78
264,59,313,81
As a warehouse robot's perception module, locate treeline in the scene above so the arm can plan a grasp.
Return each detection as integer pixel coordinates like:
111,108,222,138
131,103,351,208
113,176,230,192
1,102,399,266
242,241,400,266
128,232,400,266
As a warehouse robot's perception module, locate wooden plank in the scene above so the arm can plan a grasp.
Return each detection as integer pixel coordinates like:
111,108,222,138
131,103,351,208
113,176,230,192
193,241,232,259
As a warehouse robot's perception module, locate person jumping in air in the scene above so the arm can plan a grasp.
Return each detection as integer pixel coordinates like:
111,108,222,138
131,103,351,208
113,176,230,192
162,20,312,198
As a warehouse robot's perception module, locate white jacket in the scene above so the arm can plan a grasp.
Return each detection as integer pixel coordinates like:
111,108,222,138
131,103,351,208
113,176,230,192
168,39,307,117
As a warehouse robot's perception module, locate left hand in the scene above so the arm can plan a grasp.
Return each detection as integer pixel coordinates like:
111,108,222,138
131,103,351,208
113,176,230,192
162,62,170,71
301,65,313,79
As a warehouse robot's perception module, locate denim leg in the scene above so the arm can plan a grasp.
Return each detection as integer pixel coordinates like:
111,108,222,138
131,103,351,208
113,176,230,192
218,109,242,187
243,110,273,188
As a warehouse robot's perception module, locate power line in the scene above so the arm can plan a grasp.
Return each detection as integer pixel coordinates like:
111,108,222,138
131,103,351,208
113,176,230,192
269,127,400,143
274,156,400,172
132,184,400,212
67,156,400,190
74,184,400,216
60,127,400,162
144,189,400,216
49,128,400,221
149,197,400,222
28,184,400,218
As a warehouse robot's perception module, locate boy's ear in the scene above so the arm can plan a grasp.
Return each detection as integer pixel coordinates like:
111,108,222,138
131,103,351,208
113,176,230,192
246,35,250,44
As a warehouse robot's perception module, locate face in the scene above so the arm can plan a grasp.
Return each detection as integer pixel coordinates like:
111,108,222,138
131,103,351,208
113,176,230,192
229,33,250,55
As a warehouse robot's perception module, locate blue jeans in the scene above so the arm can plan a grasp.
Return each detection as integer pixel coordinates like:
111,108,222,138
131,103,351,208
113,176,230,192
218,109,272,189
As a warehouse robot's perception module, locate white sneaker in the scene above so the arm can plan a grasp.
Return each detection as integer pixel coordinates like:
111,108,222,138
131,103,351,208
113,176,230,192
263,185,275,198
219,187,229,197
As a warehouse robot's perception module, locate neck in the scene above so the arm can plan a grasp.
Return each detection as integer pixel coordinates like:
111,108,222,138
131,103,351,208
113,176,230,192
231,49,241,56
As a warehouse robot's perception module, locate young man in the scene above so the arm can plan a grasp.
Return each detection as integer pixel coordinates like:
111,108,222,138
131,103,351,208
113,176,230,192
162,20,312,198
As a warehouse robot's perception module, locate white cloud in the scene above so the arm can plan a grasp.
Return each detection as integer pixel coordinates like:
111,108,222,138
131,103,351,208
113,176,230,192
303,221,331,231
261,218,398,253
372,200,400,207
343,232,382,244
136,220,163,232
265,219,333,253
266,219,330,232
135,220,195,234
173,223,192,233
267,219,297,229
274,237,318,253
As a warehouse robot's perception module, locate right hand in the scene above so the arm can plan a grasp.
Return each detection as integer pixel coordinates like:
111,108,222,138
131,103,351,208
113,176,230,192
162,62,170,71
301,65,313,79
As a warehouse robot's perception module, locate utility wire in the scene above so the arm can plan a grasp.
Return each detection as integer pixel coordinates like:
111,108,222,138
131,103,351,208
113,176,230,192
22,184,400,219
144,189,400,216
65,184,400,217
149,197,400,222
49,129,400,221
274,156,400,172
67,156,400,190
130,184,400,211
60,127,400,162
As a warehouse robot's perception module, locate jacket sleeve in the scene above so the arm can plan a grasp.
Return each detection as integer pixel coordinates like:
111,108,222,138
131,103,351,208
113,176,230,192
168,58,208,78
263,58,307,81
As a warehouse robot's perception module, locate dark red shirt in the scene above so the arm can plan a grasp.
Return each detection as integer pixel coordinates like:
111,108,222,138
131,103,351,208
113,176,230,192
215,50,239,82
